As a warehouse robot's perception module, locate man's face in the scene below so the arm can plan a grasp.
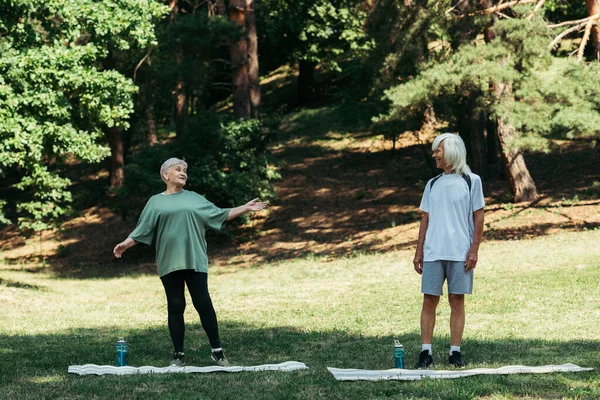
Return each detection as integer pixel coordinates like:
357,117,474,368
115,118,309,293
433,141,448,170
165,164,187,186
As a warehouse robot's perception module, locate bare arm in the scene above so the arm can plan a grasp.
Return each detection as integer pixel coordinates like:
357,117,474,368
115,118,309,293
465,208,484,271
413,212,429,275
226,198,267,221
113,237,138,259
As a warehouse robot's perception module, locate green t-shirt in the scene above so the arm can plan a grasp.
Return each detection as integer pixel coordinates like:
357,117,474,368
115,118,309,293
129,190,230,277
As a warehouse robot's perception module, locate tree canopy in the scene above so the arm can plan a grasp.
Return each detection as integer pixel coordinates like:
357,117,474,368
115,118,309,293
0,0,167,230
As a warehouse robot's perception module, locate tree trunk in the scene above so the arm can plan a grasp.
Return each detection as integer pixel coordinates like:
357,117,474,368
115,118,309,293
485,113,501,176
492,83,539,202
108,126,125,188
146,104,158,146
174,79,188,136
586,0,600,61
246,0,260,118
216,0,226,17
228,0,251,119
169,0,188,135
417,105,438,175
298,60,316,106
102,50,125,189
467,93,487,179
482,0,537,200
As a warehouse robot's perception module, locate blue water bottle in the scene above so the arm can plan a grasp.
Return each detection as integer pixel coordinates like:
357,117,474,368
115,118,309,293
394,340,405,369
116,337,128,367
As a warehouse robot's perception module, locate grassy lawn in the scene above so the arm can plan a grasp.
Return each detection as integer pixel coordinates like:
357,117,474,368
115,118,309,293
1,230,599,399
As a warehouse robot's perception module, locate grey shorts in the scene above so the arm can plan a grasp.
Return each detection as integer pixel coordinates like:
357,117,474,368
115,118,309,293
421,260,473,296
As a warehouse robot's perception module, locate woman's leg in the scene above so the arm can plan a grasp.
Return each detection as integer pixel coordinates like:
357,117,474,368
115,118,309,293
160,270,187,353
184,271,221,349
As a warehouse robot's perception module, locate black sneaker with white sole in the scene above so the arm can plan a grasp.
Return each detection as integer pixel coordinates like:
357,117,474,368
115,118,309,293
169,352,185,367
415,350,434,369
448,351,467,367
211,350,230,367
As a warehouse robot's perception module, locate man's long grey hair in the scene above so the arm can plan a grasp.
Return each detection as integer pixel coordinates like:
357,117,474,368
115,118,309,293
432,133,471,175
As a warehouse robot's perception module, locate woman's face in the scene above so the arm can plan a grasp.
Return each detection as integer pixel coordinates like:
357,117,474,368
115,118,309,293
433,141,448,171
164,164,187,187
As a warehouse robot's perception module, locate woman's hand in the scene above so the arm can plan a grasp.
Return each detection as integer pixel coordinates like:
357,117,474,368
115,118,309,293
227,199,268,220
113,238,136,259
245,198,268,212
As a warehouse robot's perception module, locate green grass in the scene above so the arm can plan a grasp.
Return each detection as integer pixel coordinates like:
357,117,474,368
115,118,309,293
1,231,599,399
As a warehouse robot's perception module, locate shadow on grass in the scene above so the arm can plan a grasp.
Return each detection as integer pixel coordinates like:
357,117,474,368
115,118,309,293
0,323,598,400
0,277,43,290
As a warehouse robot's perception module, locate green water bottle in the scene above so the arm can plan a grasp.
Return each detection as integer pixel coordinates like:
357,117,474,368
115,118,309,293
394,340,404,369
116,337,128,367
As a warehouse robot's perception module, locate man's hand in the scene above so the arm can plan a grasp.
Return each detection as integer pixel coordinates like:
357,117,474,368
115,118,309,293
413,250,424,275
465,248,478,271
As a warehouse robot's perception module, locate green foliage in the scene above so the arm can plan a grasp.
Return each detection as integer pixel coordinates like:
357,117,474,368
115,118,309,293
257,0,373,73
380,17,600,151
118,112,280,221
0,0,168,232
365,0,452,91
147,8,239,117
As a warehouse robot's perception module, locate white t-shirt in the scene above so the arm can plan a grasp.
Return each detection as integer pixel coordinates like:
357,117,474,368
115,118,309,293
419,172,485,262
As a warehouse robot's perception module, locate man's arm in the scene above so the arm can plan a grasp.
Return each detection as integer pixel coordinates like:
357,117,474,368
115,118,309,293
413,212,429,275
465,208,484,271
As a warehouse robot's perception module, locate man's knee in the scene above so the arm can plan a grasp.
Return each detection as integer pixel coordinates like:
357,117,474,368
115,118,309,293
422,294,440,311
448,294,464,311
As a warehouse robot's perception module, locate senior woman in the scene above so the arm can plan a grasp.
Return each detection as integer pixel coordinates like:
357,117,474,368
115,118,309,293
113,157,267,367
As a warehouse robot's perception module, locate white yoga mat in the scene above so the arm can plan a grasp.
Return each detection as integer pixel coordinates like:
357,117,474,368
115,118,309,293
69,361,308,376
328,363,593,381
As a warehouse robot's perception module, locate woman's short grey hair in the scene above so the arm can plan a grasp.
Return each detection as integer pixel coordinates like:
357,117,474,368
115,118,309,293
160,158,188,182
432,133,471,175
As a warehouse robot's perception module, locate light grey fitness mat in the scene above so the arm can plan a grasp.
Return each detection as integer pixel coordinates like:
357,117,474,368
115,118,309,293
327,363,593,381
69,361,308,376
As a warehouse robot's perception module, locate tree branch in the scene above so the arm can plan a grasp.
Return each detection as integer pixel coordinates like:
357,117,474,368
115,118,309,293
451,0,538,18
133,49,152,82
549,16,595,29
526,0,545,21
445,0,469,15
495,11,514,19
577,14,600,61
548,13,600,51
548,22,588,50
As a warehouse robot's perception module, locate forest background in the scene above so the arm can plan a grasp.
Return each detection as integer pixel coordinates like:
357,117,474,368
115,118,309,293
1,0,599,247
1,1,600,399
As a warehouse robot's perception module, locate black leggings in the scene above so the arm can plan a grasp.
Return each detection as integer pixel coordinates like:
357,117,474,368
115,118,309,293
160,270,221,352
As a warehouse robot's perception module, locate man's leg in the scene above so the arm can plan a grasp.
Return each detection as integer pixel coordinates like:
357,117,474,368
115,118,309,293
448,294,465,347
421,294,440,345
416,294,439,368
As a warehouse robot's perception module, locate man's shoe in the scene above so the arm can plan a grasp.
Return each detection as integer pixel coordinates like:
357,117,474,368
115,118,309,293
169,352,185,367
415,350,434,369
448,351,467,367
211,350,230,367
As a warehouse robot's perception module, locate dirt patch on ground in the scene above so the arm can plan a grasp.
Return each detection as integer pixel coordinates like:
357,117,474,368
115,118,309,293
1,126,599,277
